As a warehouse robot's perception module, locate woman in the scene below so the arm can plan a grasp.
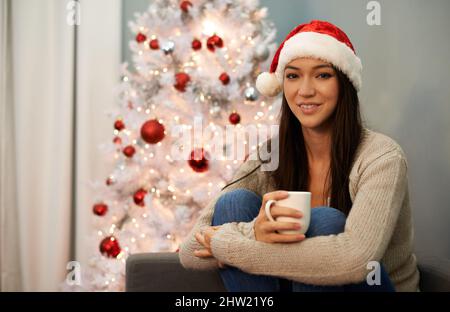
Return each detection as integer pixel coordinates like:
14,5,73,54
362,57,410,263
179,20,420,292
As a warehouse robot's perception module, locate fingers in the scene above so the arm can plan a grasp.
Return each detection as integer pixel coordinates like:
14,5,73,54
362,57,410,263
259,191,289,218
256,219,305,243
263,221,301,232
270,205,303,219
267,233,306,243
195,232,208,248
194,249,213,258
262,191,289,204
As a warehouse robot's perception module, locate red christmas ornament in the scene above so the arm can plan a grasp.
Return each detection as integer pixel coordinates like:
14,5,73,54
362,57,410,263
141,119,165,144
93,203,108,216
180,0,193,13
213,35,224,48
113,136,122,145
191,39,202,51
123,145,136,158
149,39,159,50
174,72,191,92
99,236,121,258
136,33,147,43
188,148,210,173
207,35,224,52
219,72,230,85
114,120,125,131
229,112,241,124
206,38,215,52
133,188,147,206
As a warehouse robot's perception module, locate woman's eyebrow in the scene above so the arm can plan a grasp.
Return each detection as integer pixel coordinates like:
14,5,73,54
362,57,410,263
313,64,333,69
285,64,332,71
285,65,299,71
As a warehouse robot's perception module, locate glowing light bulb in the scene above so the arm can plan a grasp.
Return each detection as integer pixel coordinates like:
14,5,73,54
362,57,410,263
202,20,217,36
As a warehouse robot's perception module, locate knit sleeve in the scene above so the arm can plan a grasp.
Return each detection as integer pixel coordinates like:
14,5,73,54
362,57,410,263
210,151,408,285
178,158,262,270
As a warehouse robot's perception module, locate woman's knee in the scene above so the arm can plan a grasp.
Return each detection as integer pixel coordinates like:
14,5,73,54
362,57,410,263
212,188,262,225
306,207,347,237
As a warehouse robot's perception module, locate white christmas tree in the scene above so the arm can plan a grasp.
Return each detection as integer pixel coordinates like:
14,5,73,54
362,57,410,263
79,0,280,291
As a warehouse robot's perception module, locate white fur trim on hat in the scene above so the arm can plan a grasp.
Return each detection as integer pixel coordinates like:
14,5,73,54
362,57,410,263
256,72,282,97
275,32,362,92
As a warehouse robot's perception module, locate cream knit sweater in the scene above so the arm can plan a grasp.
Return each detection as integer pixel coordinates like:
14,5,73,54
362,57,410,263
179,128,420,292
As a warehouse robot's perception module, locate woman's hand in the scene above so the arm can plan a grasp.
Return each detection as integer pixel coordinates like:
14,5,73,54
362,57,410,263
254,191,306,243
194,226,226,268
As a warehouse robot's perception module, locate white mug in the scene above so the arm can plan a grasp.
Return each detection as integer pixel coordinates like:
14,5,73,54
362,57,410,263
264,191,311,235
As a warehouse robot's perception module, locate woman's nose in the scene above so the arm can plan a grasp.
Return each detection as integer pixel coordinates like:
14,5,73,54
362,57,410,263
297,78,316,97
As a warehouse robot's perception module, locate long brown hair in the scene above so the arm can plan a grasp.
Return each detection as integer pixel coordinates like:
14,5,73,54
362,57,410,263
271,68,363,215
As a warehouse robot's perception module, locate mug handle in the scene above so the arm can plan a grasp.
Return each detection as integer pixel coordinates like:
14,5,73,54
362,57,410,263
264,199,276,222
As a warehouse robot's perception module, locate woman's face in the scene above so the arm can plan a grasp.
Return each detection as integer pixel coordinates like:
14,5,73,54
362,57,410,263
283,57,339,131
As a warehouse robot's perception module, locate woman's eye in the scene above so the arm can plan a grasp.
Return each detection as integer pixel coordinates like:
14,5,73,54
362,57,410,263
317,73,332,79
286,73,298,79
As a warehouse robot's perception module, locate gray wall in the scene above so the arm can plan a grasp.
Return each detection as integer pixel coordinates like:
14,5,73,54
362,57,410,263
121,0,450,259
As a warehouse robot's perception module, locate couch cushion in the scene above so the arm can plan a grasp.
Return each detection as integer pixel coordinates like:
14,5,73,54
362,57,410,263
126,252,226,292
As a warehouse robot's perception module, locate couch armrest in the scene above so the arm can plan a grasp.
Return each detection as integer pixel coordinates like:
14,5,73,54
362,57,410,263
417,256,450,292
126,252,226,292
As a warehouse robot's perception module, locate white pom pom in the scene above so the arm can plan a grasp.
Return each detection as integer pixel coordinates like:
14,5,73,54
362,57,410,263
255,72,281,97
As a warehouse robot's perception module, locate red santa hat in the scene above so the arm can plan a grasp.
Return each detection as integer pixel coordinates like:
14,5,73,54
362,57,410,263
256,20,362,97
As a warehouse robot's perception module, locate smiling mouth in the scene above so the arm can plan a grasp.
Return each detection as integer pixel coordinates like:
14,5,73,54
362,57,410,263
296,102,321,107
298,104,320,109
297,103,322,114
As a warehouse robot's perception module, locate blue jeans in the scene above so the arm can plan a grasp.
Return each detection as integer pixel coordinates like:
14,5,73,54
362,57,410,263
211,189,395,292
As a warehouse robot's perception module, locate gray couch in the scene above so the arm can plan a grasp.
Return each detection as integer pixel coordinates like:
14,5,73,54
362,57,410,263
126,252,450,292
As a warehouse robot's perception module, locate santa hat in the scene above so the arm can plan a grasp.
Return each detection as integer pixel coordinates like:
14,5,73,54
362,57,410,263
256,20,362,97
